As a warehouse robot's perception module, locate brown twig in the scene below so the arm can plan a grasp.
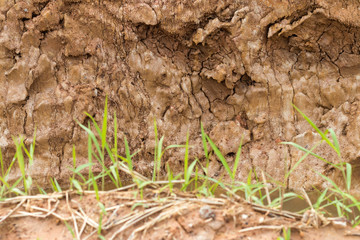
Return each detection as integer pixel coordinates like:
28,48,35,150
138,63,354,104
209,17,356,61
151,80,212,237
261,170,271,206
239,225,284,233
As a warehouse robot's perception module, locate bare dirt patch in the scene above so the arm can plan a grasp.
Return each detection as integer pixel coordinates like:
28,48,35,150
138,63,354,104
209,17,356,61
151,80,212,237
0,189,359,240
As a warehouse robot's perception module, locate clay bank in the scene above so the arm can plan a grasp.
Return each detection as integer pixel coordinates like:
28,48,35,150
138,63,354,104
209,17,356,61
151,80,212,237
1,0,360,191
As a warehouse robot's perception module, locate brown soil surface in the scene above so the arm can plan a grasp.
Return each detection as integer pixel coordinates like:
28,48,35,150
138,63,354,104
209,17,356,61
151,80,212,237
2,0,360,192
0,189,360,240
3,1,360,239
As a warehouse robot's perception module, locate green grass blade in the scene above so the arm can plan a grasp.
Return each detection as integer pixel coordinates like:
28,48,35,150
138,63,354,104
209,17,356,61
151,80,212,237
30,128,36,160
112,112,121,187
314,188,328,210
109,165,120,187
269,192,299,208
4,157,16,177
200,123,210,180
26,128,36,166
152,118,159,181
98,214,103,236
104,144,121,183
87,125,93,190
137,180,154,189
84,113,102,137
83,171,107,185
92,174,99,201
282,141,323,160
292,104,338,155
14,137,27,193
37,186,47,195
281,141,337,169
206,135,232,179
209,181,219,195
163,145,186,151
166,163,173,193
247,169,252,186
114,112,118,160
354,217,360,228
200,123,208,160
194,165,199,190
0,147,3,177
64,221,76,240
70,145,76,190
233,136,243,181
72,145,76,169
71,179,83,192
185,160,197,185
54,178,62,192
283,142,321,179
25,176,32,194
184,132,189,181
9,178,22,192
130,150,141,158
329,129,341,158
50,178,61,192
78,121,102,159
0,175,11,188
201,175,227,192
124,136,132,171
346,163,352,192
101,96,108,152
11,188,26,196
317,171,341,192
74,163,93,173
156,136,165,180
20,141,31,163
335,198,352,213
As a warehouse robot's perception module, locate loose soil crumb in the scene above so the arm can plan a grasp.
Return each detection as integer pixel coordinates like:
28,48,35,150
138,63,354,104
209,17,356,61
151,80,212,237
0,189,359,240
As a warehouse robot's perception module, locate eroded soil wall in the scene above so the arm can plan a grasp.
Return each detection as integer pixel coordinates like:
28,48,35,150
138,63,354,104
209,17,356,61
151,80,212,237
1,0,360,189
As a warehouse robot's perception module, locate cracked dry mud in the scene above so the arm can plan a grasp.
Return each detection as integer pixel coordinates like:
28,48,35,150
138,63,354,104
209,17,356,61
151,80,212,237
1,0,360,192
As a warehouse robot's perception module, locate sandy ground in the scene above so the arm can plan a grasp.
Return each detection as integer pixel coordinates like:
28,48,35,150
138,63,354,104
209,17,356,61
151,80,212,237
0,188,360,240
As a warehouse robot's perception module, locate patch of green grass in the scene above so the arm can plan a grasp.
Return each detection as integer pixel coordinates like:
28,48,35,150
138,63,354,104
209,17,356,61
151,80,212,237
277,227,291,240
50,178,62,192
282,104,360,226
200,129,243,182
2,99,360,230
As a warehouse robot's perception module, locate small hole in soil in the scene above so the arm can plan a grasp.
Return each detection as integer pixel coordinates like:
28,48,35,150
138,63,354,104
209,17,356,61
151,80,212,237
226,152,235,158
31,12,40,18
241,74,256,86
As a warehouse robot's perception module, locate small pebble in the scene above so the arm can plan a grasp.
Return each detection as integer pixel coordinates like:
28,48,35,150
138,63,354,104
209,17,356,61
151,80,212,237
199,205,215,219
241,214,249,220
331,218,348,229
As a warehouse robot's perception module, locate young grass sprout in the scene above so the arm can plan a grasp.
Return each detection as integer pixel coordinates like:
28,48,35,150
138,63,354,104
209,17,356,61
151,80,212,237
282,104,360,226
1,99,360,235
